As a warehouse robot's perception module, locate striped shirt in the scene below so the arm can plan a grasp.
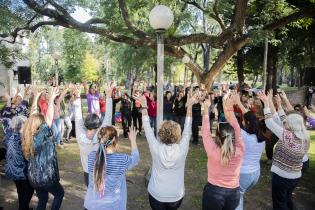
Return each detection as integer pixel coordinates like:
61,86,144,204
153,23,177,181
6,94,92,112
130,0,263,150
84,150,140,210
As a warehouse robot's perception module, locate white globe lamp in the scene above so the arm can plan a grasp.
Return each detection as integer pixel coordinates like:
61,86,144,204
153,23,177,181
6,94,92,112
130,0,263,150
149,5,174,31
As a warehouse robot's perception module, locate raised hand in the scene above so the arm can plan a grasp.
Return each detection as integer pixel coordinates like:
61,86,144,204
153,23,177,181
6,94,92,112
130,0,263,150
223,94,234,111
104,82,114,97
279,90,287,100
186,94,198,107
274,94,282,107
203,98,212,110
128,126,138,142
257,91,269,106
133,94,147,107
49,86,59,100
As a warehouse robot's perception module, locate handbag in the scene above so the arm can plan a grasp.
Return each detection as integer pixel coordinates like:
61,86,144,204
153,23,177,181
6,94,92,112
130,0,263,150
27,126,60,188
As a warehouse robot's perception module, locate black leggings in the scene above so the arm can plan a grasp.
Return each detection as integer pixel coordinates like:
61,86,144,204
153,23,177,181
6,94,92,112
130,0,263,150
148,194,183,210
14,180,34,210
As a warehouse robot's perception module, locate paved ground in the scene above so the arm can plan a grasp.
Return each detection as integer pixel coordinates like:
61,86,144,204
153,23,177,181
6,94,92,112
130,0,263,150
1,126,315,210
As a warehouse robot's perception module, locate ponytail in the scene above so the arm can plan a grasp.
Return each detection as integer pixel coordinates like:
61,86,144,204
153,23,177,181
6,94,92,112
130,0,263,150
220,135,235,166
93,144,106,195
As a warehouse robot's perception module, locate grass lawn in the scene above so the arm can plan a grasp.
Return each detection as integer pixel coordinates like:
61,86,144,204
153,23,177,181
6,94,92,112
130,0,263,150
0,119,315,209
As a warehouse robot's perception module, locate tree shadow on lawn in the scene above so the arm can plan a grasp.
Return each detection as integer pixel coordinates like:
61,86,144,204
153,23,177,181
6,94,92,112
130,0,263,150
1,135,315,210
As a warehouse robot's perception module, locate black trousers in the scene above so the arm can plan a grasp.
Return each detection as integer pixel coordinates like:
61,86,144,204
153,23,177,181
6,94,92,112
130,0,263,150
70,121,76,138
36,182,64,210
14,179,34,210
202,182,240,210
84,172,89,187
121,111,132,137
192,115,201,143
132,110,142,132
148,193,183,210
0,148,6,161
272,173,300,210
265,137,278,160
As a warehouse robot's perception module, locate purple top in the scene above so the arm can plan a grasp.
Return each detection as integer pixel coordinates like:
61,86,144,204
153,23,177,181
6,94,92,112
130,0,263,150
307,117,315,129
86,93,100,114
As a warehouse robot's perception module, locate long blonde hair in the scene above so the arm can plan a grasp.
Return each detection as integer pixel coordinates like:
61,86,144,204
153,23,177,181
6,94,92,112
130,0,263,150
22,114,45,160
216,122,235,166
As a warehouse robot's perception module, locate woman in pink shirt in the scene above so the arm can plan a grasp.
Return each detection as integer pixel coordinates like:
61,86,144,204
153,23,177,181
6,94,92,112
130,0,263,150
201,93,244,210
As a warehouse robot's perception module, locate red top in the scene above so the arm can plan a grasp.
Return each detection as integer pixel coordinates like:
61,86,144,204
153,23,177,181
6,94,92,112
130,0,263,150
99,98,106,113
144,92,157,117
39,97,48,117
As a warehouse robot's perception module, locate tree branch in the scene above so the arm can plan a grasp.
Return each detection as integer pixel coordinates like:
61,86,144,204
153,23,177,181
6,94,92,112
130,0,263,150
117,0,148,38
181,0,226,30
263,10,315,31
230,0,249,34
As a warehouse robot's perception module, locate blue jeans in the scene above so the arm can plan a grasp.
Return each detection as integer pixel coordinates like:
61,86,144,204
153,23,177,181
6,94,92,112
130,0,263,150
52,118,62,144
36,182,64,210
235,170,260,210
202,182,240,210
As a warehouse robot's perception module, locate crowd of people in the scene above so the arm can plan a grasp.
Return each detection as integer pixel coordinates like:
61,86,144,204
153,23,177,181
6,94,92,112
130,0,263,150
0,80,313,210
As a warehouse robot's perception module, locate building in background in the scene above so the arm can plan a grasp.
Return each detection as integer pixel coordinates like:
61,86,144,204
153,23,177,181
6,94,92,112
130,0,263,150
0,37,31,96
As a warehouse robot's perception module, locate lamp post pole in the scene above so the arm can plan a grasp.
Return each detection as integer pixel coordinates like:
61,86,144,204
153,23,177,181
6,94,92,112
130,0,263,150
149,5,174,130
156,30,164,130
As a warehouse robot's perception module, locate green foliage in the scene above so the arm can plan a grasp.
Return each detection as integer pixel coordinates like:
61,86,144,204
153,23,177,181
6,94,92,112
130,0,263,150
63,29,88,82
0,43,23,68
81,52,101,82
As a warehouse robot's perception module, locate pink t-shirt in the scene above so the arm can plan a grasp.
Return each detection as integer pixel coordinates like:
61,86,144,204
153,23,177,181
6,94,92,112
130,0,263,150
202,115,244,188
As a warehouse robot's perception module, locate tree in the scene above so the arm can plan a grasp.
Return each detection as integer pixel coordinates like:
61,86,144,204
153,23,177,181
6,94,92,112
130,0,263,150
63,29,88,82
81,52,101,82
1,0,314,88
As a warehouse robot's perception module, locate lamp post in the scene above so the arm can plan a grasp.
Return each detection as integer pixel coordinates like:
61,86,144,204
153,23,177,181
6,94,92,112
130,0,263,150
149,5,174,130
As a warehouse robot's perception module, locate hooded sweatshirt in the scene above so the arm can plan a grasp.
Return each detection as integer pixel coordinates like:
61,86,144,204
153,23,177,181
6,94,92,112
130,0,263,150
142,115,192,202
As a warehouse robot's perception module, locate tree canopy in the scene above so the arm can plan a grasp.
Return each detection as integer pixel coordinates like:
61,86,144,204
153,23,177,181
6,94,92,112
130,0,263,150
0,0,314,87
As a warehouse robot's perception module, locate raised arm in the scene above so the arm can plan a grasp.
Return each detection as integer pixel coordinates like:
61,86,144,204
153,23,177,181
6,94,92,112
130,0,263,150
83,82,89,95
101,83,113,127
137,94,158,148
45,87,59,127
280,91,294,112
234,93,248,114
267,90,277,115
224,93,243,149
179,94,196,149
30,86,42,116
257,92,284,140
126,126,140,170
202,97,215,155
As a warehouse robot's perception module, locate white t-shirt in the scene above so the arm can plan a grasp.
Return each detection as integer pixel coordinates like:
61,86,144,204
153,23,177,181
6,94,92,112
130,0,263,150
240,129,265,174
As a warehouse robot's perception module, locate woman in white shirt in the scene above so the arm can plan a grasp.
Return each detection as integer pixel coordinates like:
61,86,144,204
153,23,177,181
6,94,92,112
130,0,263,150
234,93,265,210
136,93,197,210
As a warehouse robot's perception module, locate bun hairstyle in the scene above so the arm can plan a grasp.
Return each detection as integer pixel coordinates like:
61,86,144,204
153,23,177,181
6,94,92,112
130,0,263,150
84,114,101,130
158,120,181,145
93,126,118,194
216,122,236,165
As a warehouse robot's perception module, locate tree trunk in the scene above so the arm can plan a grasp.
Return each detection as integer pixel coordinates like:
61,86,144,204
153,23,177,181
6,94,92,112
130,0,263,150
290,65,294,87
236,48,245,87
266,45,278,92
